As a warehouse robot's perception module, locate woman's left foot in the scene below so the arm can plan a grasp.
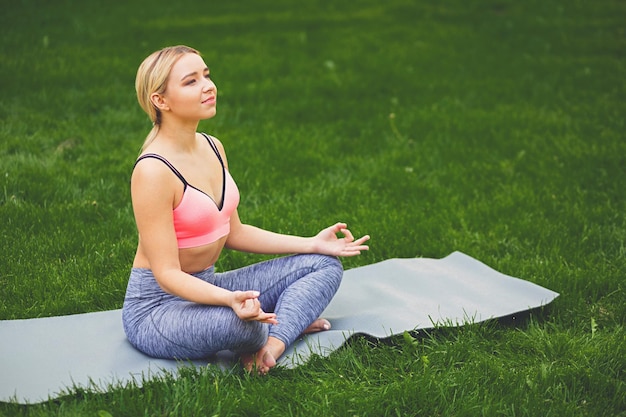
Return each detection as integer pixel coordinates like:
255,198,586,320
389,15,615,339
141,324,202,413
303,318,331,334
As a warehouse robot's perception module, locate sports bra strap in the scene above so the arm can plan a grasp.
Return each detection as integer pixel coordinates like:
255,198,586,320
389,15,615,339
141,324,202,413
201,133,224,166
199,133,227,209
135,154,188,187
202,133,224,168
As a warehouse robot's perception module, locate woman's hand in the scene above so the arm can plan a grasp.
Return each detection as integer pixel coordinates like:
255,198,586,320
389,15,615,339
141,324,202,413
230,291,279,324
312,222,370,257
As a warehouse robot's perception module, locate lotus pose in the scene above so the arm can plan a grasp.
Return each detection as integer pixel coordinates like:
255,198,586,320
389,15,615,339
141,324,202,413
122,45,370,374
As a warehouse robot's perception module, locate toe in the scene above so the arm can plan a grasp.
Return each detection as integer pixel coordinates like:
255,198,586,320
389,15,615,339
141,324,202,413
303,318,331,334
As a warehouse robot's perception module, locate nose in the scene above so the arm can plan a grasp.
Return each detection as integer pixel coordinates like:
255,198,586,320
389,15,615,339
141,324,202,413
203,77,216,92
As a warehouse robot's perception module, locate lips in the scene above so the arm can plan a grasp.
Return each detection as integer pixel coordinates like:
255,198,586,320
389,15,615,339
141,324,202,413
202,96,216,104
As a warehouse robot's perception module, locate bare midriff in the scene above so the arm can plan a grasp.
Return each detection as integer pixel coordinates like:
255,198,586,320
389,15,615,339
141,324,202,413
132,234,229,274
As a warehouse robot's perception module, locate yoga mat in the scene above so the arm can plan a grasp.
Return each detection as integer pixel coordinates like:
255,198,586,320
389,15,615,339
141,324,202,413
0,252,559,404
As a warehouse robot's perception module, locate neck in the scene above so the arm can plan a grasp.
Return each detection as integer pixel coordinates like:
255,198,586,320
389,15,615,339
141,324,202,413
154,120,200,153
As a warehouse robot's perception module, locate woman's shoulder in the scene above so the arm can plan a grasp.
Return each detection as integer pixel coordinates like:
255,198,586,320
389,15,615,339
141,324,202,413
200,132,228,161
200,132,225,149
132,152,179,185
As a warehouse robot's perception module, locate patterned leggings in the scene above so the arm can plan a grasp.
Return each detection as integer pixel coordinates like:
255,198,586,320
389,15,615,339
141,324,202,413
122,254,343,359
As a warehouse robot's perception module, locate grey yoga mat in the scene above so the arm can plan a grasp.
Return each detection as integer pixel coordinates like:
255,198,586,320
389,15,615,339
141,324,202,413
0,252,559,404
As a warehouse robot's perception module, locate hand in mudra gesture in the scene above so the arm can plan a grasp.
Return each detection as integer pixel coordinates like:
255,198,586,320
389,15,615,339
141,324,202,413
231,291,278,324
313,222,370,257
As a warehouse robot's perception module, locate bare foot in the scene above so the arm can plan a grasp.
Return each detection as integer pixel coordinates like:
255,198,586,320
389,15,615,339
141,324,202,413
303,318,331,334
241,337,285,375
241,349,275,375
240,321,330,374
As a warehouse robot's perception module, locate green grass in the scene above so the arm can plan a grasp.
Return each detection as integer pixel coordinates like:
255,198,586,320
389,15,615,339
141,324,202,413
1,0,625,415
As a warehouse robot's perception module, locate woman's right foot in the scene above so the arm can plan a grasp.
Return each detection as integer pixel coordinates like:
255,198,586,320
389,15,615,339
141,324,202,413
241,336,285,375
241,349,276,375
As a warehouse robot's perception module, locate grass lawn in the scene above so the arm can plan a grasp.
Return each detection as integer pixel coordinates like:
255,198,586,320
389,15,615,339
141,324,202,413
1,0,625,415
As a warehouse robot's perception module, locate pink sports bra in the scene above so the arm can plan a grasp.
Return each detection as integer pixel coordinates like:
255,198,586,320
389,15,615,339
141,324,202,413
134,133,240,249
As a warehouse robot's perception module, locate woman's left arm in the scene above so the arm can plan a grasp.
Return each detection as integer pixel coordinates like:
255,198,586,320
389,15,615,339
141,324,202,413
226,210,370,257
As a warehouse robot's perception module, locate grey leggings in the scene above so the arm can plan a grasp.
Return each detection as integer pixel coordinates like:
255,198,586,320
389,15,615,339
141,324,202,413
122,254,343,360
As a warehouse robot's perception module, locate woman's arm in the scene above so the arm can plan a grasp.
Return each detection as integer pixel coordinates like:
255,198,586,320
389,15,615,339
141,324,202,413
226,209,370,257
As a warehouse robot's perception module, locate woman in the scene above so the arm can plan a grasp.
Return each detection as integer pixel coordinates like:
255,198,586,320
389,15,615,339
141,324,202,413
122,45,370,374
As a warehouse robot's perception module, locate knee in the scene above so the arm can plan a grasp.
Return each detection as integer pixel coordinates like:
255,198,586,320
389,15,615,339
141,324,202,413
326,253,343,270
325,255,343,278
292,253,343,291
313,254,343,290
303,253,342,273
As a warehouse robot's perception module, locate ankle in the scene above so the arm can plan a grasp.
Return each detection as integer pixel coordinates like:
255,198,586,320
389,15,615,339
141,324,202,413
266,336,286,358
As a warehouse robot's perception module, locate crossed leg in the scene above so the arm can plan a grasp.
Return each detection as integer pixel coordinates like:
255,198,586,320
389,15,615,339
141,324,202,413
214,254,342,375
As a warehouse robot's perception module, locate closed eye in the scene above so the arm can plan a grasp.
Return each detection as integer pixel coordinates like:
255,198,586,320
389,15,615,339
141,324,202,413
181,68,210,85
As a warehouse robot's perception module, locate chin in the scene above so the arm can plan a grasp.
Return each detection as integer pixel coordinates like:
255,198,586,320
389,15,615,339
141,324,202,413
202,109,217,120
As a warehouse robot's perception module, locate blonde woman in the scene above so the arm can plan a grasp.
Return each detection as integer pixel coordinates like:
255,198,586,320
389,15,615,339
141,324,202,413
122,45,370,374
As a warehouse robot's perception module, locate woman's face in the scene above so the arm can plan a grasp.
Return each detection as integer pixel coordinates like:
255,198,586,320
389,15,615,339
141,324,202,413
161,53,217,122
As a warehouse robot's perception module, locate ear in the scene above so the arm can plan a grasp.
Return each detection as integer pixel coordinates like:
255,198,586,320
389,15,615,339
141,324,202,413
150,92,170,112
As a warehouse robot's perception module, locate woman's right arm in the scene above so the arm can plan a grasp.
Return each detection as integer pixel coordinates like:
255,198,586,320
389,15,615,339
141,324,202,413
131,160,277,323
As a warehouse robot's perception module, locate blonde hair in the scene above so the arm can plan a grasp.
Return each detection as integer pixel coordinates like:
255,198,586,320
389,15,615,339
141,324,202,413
135,45,200,152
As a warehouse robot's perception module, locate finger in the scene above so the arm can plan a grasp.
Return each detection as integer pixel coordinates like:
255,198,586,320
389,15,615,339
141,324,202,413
259,310,275,319
244,290,260,300
242,308,272,321
241,300,256,315
340,244,369,256
352,235,370,245
242,297,261,311
257,312,278,324
349,242,369,250
341,228,355,242
235,290,260,303
246,300,260,314
260,316,279,325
